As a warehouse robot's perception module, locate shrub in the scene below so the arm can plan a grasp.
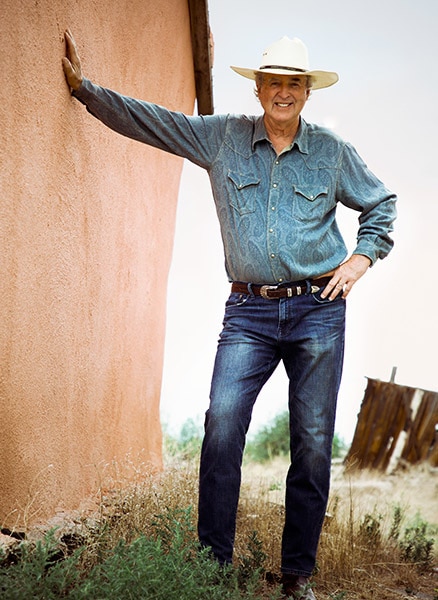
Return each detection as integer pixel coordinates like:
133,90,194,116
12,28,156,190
399,514,435,570
0,445,435,599
0,530,82,599
245,412,348,462
0,508,281,600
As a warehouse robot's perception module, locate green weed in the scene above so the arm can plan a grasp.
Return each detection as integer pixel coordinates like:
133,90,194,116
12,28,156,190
399,513,435,570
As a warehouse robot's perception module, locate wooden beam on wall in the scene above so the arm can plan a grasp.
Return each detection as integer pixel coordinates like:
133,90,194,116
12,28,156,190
188,0,214,115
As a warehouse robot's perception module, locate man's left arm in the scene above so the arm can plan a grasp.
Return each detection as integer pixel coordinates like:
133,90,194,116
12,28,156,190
321,142,397,300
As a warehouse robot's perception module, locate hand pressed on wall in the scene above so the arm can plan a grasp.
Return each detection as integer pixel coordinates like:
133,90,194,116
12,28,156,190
62,30,83,91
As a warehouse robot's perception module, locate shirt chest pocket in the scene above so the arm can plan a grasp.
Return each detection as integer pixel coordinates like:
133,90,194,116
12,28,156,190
227,170,260,215
292,185,330,222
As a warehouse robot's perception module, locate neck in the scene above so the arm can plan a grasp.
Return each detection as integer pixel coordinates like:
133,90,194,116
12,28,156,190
264,115,300,153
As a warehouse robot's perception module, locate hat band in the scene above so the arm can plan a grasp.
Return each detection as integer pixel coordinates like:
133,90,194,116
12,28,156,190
259,65,307,73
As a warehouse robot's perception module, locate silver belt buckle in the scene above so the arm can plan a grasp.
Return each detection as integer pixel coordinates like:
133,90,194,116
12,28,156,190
260,284,278,299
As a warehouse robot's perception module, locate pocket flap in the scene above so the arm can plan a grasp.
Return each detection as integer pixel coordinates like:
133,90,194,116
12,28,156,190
228,170,260,190
293,185,328,202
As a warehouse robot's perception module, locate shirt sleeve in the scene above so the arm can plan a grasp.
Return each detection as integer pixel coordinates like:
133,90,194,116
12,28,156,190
336,142,397,264
72,78,226,169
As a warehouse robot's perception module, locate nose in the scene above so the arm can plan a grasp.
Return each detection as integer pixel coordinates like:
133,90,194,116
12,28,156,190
278,82,291,97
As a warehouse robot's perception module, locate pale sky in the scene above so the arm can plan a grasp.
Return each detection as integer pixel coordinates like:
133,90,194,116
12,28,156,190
161,0,438,442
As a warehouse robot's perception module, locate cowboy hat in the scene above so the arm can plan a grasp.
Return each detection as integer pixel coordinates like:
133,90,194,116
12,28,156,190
231,36,338,90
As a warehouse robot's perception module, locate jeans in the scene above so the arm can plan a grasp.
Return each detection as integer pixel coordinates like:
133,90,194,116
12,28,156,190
198,286,345,576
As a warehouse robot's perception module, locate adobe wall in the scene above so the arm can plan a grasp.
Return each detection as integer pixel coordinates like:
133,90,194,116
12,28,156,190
0,0,196,526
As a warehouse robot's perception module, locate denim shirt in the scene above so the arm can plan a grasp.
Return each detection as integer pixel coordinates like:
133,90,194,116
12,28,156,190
74,79,396,284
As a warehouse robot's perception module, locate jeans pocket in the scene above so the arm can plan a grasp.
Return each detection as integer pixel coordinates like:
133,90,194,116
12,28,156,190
311,288,344,305
225,292,250,307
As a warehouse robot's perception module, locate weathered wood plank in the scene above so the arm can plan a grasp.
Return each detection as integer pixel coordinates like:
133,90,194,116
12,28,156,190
346,380,438,470
401,391,438,464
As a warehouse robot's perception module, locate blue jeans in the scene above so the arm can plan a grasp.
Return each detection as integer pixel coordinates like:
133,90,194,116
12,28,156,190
198,286,345,576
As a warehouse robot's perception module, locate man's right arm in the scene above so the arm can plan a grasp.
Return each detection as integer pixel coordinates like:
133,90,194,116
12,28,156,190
61,30,225,169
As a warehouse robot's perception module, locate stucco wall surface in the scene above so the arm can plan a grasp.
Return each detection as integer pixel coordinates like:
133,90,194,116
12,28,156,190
0,0,196,526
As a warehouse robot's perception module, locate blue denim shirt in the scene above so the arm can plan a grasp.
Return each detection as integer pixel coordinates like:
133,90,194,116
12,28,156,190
74,79,396,284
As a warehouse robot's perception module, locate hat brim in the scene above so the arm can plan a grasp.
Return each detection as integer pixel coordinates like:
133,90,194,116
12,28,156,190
230,66,339,90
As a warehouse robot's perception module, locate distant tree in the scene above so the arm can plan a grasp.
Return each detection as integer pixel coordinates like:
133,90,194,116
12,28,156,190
162,418,204,460
246,412,290,462
180,418,203,447
245,412,348,462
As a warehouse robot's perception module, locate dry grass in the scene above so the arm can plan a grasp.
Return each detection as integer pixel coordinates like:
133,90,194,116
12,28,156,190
3,452,437,599
73,451,437,599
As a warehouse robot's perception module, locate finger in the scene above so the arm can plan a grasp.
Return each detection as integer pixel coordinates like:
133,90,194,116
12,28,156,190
320,277,340,299
64,30,73,55
64,30,80,64
62,57,75,79
341,284,350,299
61,56,71,74
328,282,344,301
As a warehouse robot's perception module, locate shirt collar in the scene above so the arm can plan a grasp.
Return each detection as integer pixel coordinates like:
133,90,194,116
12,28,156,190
253,116,309,154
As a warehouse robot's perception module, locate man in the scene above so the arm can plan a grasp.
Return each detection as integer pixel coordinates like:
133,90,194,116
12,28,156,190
63,32,396,599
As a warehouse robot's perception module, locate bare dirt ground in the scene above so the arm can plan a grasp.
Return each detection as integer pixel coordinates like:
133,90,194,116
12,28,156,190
330,461,437,529
243,457,437,528
241,457,438,599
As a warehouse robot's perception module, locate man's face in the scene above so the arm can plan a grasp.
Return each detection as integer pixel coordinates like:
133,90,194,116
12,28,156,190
257,74,310,127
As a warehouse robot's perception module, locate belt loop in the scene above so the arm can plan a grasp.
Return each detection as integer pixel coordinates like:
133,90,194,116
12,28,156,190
247,283,255,298
305,279,311,295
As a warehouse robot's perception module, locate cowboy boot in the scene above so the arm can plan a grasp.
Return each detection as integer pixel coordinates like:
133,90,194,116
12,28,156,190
281,574,316,599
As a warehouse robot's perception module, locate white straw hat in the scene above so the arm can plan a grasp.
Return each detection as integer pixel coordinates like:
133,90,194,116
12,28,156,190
231,36,339,90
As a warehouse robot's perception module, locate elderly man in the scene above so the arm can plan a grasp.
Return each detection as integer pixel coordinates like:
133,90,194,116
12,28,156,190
63,32,396,598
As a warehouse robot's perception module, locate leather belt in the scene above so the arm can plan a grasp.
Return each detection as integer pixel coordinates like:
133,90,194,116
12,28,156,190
231,277,332,299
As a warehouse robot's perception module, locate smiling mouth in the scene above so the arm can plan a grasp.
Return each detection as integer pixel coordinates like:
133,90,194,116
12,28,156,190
275,102,292,107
